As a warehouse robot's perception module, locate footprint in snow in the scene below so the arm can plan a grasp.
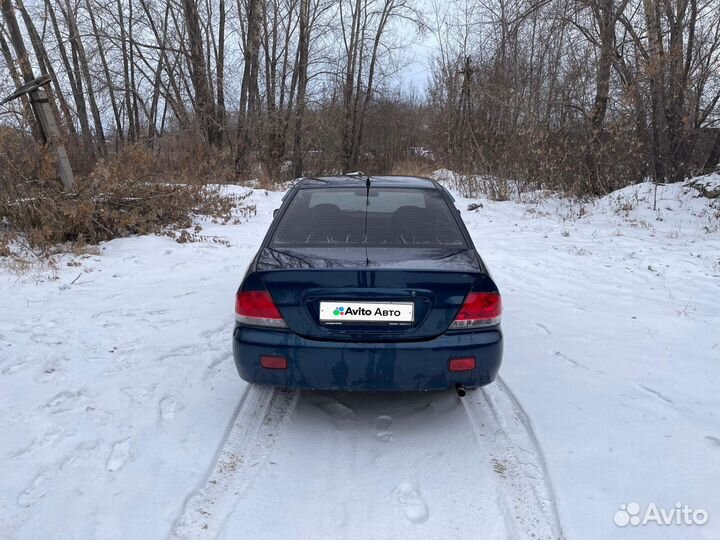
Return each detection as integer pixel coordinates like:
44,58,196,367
313,397,356,422
121,384,157,404
159,393,184,421
705,435,720,448
16,441,103,507
375,415,393,442
2,360,29,375
393,482,429,524
91,409,114,426
61,440,101,471
203,353,230,381
34,359,64,383
17,472,53,508
200,324,228,340
42,389,92,414
106,439,131,472
7,426,69,459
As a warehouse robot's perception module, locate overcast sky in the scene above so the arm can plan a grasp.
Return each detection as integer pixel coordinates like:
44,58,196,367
401,40,436,91
395,0,440,93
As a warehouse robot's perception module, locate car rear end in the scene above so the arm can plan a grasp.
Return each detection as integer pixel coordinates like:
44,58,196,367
232,178,503,391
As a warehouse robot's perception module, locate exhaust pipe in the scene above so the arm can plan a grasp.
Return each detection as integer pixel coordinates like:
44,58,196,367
455,383,466,397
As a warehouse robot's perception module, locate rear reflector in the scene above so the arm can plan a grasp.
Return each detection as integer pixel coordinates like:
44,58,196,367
235,291,287,328
260,355,287,369
449,292,502,329
449,357,476,371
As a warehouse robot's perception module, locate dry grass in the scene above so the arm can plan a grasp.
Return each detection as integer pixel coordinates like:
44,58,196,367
0,130,242,255
390,157,436,178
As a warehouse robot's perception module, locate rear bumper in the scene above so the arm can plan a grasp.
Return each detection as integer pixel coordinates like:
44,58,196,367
232,325,503,391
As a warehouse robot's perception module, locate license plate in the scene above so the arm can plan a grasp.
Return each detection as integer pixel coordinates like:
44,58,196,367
319,301,414,325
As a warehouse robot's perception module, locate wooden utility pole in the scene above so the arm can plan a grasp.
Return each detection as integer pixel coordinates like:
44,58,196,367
458,56,474,157
1,0,75,191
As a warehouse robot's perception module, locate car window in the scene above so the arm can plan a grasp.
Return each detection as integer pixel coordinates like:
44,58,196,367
307,189,367,212
307,189,427,212
271,187,467,247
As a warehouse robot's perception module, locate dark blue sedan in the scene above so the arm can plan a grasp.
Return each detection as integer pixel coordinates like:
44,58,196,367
232,175,502,392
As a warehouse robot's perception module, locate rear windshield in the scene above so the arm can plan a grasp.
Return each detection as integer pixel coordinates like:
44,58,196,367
271,187,467,247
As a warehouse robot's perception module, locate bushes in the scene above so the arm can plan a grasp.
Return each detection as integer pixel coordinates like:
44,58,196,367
433,122,648,198
390,156,436,178
0,130,240,253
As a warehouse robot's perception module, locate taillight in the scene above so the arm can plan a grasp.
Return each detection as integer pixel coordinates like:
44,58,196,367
260,355,288,369
449,357,476,371
449,292,502,329
235,290,287,328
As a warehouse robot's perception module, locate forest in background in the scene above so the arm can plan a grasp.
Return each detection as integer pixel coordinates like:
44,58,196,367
1,0,720,249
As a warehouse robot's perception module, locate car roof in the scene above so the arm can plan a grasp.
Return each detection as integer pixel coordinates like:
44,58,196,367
295,175,437,189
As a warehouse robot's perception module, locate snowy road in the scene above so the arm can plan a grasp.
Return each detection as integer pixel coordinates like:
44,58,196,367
171,380,560,540
1,176,719,540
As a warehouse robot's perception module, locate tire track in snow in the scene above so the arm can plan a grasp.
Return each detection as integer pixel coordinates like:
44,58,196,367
170,385,298,539
462,377,563,540
172,380,560,539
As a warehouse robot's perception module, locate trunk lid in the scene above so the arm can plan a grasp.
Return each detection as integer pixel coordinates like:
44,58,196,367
256,246,495,342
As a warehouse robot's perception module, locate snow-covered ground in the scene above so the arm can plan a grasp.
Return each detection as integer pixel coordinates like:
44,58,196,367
0,174,718,540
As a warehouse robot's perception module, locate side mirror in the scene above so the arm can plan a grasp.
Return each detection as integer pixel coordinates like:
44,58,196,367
273,208,279,218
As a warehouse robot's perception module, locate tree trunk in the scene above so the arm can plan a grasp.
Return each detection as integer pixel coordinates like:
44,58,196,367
341,0,362,172
183,0,220,145
46,0,93,151
216,0,226,144
85,0,123,141
589,0,615,129
15,0,74,136
292,0,310,179
0,20,38,137
703,129,720,173
62,0,106,156
235,0,261,173
353,0,393,169
643,0,667,181
117,0,134,141
128,0,141,141
138,0,189,130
